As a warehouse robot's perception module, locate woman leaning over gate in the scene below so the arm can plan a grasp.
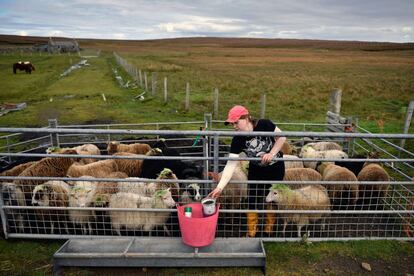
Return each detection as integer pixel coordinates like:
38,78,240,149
209,105,286,237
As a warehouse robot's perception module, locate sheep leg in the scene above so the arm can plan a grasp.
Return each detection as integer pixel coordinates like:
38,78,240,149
17,214,25,233
114,226,121,236
163,225,171,236
351,186,359,204
297,224,304,238
51,222,54,234
282,220,287,237
88,222,93,234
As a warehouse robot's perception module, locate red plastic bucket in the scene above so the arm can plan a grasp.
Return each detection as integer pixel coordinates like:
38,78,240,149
177,203,220,247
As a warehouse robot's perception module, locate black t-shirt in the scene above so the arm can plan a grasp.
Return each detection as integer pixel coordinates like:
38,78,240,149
230,119,284,181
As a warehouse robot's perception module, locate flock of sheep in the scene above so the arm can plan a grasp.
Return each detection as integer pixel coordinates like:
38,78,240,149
0,138,391,238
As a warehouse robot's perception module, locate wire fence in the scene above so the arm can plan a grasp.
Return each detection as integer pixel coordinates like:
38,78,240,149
0,116,413,241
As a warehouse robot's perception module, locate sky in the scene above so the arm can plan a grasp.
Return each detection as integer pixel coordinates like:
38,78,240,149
0,0,413,42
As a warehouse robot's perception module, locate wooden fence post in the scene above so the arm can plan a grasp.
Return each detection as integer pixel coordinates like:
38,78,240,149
260,94,266,118
329,89,342,114
138,69,143,88
400,101,414,149
152,72,157,96
144,72,148,91
185,82,190,111
164,77,168,103
214,88,219,119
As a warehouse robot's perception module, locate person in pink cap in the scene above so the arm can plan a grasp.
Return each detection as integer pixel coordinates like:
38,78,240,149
209,105,286,237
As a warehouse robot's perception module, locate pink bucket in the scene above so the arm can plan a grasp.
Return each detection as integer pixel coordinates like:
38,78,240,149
177,203,220,247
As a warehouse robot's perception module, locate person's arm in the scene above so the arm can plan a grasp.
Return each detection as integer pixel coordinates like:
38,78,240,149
261,126,286,164
209,153,239,199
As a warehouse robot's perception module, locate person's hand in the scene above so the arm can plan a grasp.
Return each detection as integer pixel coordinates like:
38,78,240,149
261,152,275,164
208,187,223,199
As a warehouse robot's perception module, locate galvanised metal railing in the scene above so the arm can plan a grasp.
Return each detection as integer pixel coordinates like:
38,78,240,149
0,119,413,241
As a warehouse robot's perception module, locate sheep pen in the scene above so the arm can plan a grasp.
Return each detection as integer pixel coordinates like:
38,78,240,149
0,121,412,241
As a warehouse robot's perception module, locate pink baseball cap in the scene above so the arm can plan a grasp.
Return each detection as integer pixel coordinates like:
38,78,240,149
225,105,249,125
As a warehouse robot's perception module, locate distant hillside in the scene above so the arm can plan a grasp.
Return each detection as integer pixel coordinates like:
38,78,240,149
1,34,414,51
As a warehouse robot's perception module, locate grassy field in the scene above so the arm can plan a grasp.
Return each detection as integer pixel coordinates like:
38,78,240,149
0,238,413,275
1,37,414,133
0,36,414,275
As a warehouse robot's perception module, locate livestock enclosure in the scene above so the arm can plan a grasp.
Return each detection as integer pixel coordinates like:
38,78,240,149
0,116,413,242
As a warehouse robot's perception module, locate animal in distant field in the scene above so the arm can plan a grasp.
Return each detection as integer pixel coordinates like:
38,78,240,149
13,61,35,74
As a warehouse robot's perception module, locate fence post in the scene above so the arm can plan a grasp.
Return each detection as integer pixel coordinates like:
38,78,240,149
48,119,60,147
138,69,143,88
0,188,8,239
329,89,342,114
151,72,157,96
164,77,168,103
400,101,414,149
144,72,148,91
214,88,219,120
213,134,219,175
260,94,266,118
185,82,190,111
6,136,11,163
203,113,212,194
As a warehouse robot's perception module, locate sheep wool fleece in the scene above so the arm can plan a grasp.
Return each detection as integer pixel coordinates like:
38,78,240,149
230,119,285,210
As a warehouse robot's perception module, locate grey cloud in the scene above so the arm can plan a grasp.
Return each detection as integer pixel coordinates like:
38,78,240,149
0,0,412,42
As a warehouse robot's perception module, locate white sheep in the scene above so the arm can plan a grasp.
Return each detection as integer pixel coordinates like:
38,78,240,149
68,176,97,234
109,188,175,236
283,154,304,170
1,182,26,233
47,144,100,164
266,184,331,237
117,168,180,201
31,180,71,234
300,145,348,170
306,141,342,151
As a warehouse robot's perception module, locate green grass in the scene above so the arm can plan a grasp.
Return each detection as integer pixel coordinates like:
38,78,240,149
1,238,412,275
0,41,413,275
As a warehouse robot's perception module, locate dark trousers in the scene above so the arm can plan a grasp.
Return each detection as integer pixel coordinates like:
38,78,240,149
247,160,285,210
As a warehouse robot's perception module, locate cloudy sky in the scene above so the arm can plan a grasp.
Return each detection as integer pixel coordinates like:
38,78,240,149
0,0,413,42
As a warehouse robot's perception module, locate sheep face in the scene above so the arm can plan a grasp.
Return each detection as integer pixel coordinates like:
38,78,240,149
188,183,201,201
300,145,315,157
46,146,61,154
32,185,51,206
159,168,174,178
107,142,119,155
70,186,94,207
154,189,175,208
2,183,24,206
266,190,279,203
266,184,291,203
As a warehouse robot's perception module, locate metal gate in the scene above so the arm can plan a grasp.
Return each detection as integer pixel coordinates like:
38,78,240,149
0,116,413,241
